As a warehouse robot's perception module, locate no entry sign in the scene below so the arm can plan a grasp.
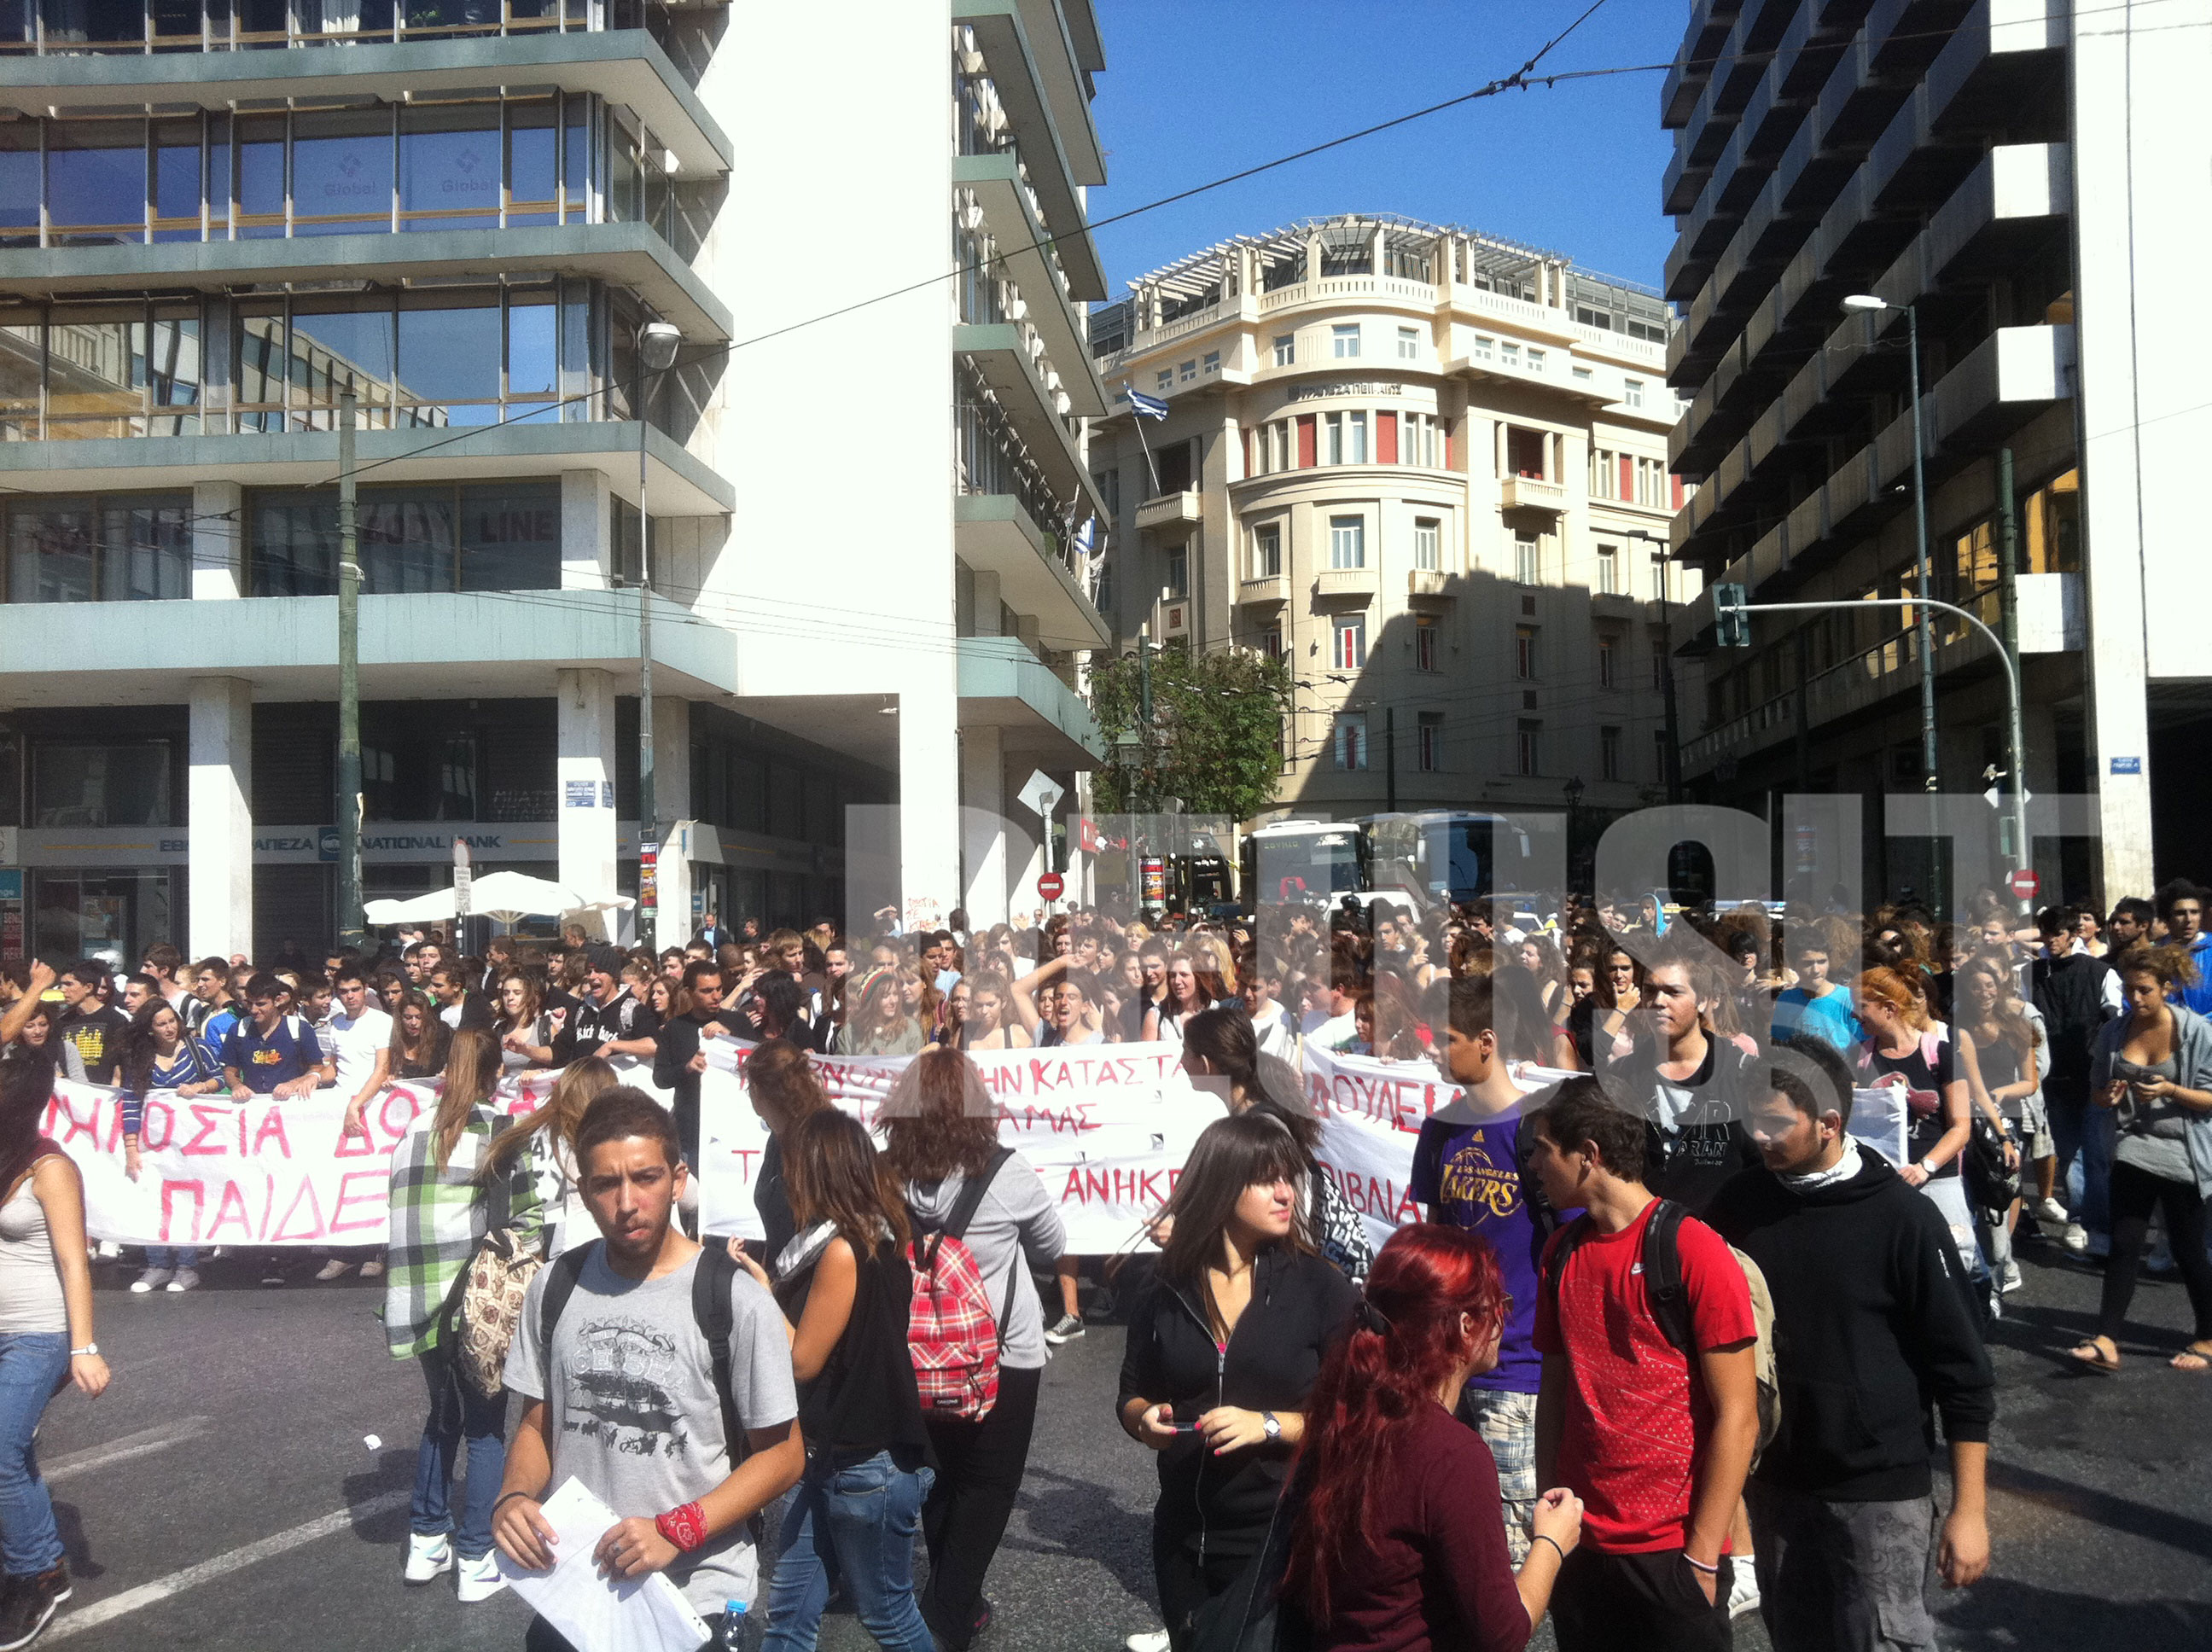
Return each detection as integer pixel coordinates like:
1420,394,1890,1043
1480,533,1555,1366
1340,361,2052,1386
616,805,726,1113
1037,871,1065,901
2007,869,2040,900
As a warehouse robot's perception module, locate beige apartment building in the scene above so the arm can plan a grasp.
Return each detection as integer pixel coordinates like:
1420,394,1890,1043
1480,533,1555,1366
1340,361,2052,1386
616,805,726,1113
1089,214,1702,846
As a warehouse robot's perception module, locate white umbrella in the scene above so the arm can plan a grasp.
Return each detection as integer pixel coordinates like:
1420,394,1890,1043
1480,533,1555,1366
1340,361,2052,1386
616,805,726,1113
364,888,457,926
467,870,586,922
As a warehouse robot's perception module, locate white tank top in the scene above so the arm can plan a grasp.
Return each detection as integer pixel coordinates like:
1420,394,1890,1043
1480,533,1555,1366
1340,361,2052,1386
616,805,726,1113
0,1169,68,1335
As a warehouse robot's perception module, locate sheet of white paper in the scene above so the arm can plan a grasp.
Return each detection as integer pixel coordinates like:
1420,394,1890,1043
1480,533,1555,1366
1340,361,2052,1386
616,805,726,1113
495,1477,712,1652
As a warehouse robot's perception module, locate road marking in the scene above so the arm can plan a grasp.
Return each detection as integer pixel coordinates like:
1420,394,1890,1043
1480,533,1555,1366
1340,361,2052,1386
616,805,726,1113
48,1489,411,1640
45,1416,214,1485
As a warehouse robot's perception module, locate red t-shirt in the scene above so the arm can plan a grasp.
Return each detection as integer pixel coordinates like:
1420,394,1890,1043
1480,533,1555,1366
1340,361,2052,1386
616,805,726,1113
1532,1200,1755,1553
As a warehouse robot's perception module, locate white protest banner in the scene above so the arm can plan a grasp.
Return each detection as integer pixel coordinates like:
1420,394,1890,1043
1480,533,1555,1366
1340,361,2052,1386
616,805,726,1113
696,1038,1215,1254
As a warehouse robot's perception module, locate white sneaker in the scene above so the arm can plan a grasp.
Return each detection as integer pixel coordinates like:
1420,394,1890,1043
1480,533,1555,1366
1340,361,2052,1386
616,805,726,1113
404,1532,452,1584
2062,1223,2089,1254
2034,1196,2070,1226
2000,1259,2023,1293
96,1240,122,1259
359,1259,386,1279
1727,1558,1761,1620
166,1268,201,1294
313,1258,352,1283
457,1551,507,1603
1126,1632,1172,1652
130,1268,173,1294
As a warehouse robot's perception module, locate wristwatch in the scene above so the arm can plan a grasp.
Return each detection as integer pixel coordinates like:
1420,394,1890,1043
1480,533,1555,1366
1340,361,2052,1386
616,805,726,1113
1261,1411,1281,1442
1918,1158,1938,1177
69,1344,96,1358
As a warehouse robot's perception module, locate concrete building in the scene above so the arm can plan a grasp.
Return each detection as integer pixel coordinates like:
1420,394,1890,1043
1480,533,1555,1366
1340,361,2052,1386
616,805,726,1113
1659,0,2205,905
1090,214,1699,857
0,0,1110,965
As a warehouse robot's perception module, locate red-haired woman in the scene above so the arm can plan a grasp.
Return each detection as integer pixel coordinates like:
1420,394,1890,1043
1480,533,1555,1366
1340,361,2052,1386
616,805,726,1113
1288,1224,1582,1650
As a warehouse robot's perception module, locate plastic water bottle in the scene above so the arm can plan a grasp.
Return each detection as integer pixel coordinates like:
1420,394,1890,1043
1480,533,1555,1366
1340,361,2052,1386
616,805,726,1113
722,1597,751,1651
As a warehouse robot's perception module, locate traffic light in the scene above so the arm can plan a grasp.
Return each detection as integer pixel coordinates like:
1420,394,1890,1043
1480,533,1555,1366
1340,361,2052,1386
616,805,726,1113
1713,583,1749,647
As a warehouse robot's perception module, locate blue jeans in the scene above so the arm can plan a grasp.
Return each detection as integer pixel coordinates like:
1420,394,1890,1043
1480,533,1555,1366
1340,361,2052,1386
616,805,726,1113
2049,1087,2115,1240
145,1248,199,1269
0,1333,70,1577
410,1344,506,1562
762,1451,935,1652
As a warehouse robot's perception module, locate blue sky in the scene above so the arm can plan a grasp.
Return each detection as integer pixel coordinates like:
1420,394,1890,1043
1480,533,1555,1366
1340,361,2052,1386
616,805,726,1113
1086,0,1685,294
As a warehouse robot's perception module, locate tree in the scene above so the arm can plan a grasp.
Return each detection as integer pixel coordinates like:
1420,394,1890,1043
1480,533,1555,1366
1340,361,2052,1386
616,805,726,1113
1088,643,1291,823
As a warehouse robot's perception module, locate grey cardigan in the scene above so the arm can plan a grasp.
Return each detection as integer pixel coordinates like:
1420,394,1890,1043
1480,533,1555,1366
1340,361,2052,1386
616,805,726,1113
905,1151,1066,1371
2092,1001,2212,1198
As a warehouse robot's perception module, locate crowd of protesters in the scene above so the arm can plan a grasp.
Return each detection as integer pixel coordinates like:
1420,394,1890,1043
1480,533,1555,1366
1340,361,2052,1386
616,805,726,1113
1,874,2210,1650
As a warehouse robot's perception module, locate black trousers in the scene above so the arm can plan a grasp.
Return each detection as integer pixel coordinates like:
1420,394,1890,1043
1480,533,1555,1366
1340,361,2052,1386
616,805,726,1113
1551,1546,1735,1652
2098,1158,2212,1341
918,1362,1041,1649
1151,1530,1250,1652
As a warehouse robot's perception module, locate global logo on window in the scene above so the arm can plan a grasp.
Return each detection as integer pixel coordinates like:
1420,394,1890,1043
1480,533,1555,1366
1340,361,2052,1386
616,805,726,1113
443,147,495,196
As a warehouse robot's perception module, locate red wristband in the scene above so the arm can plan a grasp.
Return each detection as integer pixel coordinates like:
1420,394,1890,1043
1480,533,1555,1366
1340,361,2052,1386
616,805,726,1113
655,1502,707,1553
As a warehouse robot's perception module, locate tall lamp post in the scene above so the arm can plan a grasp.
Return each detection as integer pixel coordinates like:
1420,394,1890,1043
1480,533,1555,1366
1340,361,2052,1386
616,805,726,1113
1842,294,1936,796
633,318,682,951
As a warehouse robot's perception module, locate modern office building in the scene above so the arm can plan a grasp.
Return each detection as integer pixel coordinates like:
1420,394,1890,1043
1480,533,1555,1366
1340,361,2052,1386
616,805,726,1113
1660,0,2203,903
1091,214,1699,851
0,0,1111,964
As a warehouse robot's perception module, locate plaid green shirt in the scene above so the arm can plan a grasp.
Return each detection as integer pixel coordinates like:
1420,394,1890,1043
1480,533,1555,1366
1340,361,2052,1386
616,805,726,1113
382,1102,544,1360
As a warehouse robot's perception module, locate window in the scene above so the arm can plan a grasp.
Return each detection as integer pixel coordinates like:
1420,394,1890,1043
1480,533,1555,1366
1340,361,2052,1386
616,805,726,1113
1516,625,1538,679
1418,713,1443,771
4,492,191,604
1651,628,1668,689
1528,347,1546,372
1654,729,1670,779
1334,713,1368,770
1513,532,1539,585
1202,351,1220,375
1178,359,1197,383
1505,426,1547,479
1252,522,1282,579
1266,420,1289,473
1329,515,1366,569
1471,334,1494,361
1501,341,1521,368
1155,369,1171,393
1635,456,1670,509
1597,542,1619,594
1590,447,1618,500
1415,614,1438,672
1259,624,1284,659
1412,518,1441,572
1396,326,1419,360
1517,720,1540,776
1163,545,1188,598
1332,615,1366,670
1649,551,1669,601
1601,725,1622,781
1331,323,1360,359
1625,378,1646,409
1272,334,1295,367
1092,468,1121,516
1598,634,1617,689
1573,366,1594,383
1348,410,1368,464
249,478,560,596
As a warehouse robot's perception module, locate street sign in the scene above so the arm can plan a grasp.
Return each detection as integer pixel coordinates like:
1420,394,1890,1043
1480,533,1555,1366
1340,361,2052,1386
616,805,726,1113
2007,869,2040,900
453,838,472,916
1016,770,1064,820
1037,871,1064,902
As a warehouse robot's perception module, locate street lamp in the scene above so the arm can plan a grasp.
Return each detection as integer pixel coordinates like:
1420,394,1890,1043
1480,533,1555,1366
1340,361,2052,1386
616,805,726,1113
634,317,682,949
1842,294,1936,798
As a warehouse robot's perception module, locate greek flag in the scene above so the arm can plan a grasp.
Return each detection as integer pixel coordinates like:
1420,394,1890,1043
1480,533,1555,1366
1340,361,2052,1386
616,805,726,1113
1123,388,1170,421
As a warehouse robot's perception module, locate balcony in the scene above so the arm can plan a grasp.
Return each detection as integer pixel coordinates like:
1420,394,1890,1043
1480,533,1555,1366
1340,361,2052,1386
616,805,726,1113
1314,567,1377,600
956,152,1107,372
1499,475,1566,514
956,1,1103,272
953,492,1109,653
0,221,730,341
0,32,730,178
1238,573,1287,606
1136,490,1201,535
956,321,1103,519
957,634,1105,769
1407,569,1451,600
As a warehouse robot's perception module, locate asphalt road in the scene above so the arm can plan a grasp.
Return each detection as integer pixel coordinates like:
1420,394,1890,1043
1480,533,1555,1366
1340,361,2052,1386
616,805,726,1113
30,1230,2212,1652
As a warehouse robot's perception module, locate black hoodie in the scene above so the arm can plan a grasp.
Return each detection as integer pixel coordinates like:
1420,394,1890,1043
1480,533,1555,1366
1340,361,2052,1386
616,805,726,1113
1706,1150,1994,1502
1116,1245,1358,1561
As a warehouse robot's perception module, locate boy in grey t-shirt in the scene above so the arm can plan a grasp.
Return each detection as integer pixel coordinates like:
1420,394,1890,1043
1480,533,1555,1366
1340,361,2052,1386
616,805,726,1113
494,1089,801,1645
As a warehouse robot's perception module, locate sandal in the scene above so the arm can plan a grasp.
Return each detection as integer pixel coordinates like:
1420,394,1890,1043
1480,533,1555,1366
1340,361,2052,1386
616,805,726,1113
2168,1341,2212,1372
2068,1338,2122,1373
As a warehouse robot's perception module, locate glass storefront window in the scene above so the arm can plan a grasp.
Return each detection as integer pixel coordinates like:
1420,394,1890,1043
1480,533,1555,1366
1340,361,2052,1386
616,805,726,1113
396,296,503,420
399,102,502,231
247,476,560,596
32,740,172,826
292,107,392,235
2,492,190,602
46,121,143,243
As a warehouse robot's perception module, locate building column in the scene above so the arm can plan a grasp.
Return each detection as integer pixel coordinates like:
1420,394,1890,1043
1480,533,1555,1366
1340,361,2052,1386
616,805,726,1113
192,482,242,600
652,695,694,940
560,470,612,590
556,668,619,921
188,677,253,961
899,687,962,931
960,724,1009,928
